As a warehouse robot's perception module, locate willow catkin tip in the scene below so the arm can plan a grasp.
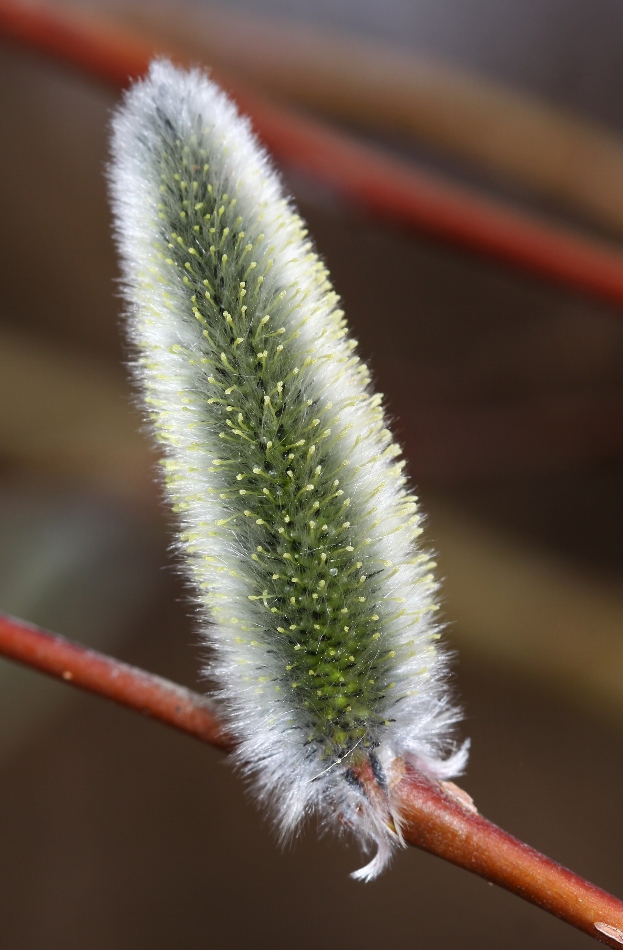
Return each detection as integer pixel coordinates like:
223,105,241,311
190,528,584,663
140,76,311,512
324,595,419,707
108,59,468,879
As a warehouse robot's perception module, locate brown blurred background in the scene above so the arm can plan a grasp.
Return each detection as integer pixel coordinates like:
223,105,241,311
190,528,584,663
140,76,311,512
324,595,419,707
1,1,623,947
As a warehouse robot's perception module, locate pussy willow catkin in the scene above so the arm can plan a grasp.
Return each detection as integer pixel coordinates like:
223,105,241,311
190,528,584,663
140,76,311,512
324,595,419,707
109,60,467,880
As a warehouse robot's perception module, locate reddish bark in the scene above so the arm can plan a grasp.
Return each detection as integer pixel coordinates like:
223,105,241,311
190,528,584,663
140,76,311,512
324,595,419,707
0,613,232,751
1,612,622,945
397,766,623,946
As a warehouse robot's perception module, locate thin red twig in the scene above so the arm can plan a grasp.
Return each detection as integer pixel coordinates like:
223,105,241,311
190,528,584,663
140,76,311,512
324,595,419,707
1,613,622,946
395,767,623,946
3,0,623,309
0,612,232,751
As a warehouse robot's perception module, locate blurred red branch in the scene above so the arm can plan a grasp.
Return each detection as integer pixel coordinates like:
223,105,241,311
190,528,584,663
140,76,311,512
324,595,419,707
3,0,623,308
1,612,623,946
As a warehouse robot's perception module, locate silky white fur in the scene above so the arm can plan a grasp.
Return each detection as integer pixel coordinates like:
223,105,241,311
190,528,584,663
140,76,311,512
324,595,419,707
109,60,467,879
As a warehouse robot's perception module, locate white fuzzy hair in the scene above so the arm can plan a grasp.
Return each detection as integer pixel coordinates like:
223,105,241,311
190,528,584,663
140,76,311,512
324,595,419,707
109,60,467,879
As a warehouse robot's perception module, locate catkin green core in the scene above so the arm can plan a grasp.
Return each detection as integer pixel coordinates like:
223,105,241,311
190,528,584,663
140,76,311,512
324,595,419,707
148,117,399,762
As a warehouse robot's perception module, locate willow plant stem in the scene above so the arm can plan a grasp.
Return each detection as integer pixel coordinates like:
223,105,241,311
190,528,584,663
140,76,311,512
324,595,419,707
3,1,623,309
394,767,623,947
0,612,232,752
0,613,622,945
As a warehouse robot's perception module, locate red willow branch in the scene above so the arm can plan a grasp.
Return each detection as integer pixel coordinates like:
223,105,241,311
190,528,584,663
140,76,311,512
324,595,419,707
0,612,231,752
1,613,622,946
3,0,623,308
